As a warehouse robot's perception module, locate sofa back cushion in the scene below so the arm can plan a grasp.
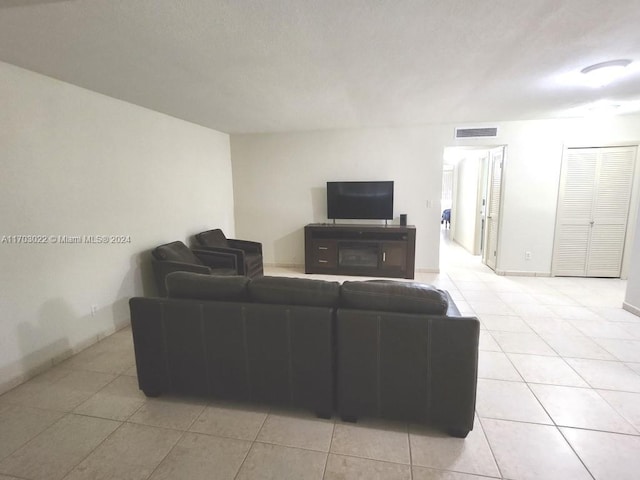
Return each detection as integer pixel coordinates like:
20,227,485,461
340,280,448,314
195,229,229,248
248,276,340,307
153,241,203,265
166,271,249,301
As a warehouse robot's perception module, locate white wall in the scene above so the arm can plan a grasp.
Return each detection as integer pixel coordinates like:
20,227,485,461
624,202,640,315
0,62,234,393
495,117,640,275
231,127,449,270
231,114,640,276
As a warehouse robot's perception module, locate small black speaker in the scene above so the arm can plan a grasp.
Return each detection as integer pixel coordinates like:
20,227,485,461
400,214,407,226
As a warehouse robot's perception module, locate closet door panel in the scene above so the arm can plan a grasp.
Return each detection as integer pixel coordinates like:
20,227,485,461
588,224,627,277
587,147,635,277
553,146,636,278
553,224,590,276
552,150,597,276
559,151,597,221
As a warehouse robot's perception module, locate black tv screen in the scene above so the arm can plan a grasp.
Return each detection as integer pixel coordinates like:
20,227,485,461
327,181,394,220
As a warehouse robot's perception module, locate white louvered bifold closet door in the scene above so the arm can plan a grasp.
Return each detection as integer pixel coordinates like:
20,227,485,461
553,146,636,277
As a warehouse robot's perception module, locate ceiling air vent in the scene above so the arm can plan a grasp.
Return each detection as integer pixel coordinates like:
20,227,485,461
455,127,498,138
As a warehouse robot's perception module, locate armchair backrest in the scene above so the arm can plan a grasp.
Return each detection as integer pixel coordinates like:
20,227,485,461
152,241,203,265
195,229,229,248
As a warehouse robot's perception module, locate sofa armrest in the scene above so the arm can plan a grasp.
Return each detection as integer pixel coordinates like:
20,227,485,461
336,309,479,436
151,259,211,297
227,239,263,255
443,291,461,317
129,297,170,396
193,248,239,271
427,316,480,435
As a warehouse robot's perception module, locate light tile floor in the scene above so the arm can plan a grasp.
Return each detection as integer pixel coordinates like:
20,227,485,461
1,232,640,479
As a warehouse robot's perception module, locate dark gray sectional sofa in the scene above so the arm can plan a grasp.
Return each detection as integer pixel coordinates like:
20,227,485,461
129,272,480,437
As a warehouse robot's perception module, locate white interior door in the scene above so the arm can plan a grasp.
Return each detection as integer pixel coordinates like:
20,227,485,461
587,147,636,276
553,146,636,277
552,150,597,275
474,154,489,255
483,147,504,270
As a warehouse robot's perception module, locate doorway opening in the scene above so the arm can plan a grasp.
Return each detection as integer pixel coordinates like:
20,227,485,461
441,145,506,272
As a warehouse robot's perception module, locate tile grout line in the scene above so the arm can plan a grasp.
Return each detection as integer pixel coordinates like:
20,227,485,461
136,398,208,480
556,427,597,480
320,420,336,480
407,422,413,480
231,405,271,480
594,390,640,436
475,414,504,479
58,415,126,480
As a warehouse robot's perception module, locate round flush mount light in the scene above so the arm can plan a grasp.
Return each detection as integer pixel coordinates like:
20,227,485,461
581,59,632,87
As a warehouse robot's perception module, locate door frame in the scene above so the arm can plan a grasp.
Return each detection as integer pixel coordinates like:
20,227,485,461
441,145,507,268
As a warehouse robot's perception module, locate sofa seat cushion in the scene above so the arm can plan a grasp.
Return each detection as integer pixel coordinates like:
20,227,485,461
248,276,340,307
166,271,250,301
340,280,448,314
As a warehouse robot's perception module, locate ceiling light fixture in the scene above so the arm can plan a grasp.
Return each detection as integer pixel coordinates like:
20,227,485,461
581,59,632,87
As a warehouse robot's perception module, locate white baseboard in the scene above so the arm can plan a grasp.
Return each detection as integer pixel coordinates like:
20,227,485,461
495,270,551,277
266,263,439,275
264,263,305,269
622,302,640,317
415,268,440,274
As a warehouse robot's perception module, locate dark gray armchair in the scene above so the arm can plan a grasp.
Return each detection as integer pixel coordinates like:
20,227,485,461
195,229,264,278
151,241,239,296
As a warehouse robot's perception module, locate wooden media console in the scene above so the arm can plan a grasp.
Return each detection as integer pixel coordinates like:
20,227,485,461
304,223,416,279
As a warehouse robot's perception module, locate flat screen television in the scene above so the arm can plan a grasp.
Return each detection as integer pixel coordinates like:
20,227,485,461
327,181,394,220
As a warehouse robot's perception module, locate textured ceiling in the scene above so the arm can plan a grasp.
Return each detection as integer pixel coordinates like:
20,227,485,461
1,0,640,133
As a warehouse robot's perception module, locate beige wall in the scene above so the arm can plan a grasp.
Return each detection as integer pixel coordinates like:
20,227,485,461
231,126,450,270
0,61,234,393
231,115,640,277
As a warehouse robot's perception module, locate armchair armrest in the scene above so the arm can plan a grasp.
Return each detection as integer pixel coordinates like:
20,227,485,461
153,260,211,276
227,239,263,255
195,246,246,275
151,259,211,297
192,248,239,272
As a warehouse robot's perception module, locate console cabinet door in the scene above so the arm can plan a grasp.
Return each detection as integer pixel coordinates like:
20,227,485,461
381,242,406,271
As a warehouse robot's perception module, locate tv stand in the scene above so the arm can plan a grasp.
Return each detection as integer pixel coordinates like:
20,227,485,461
304,223,416,279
